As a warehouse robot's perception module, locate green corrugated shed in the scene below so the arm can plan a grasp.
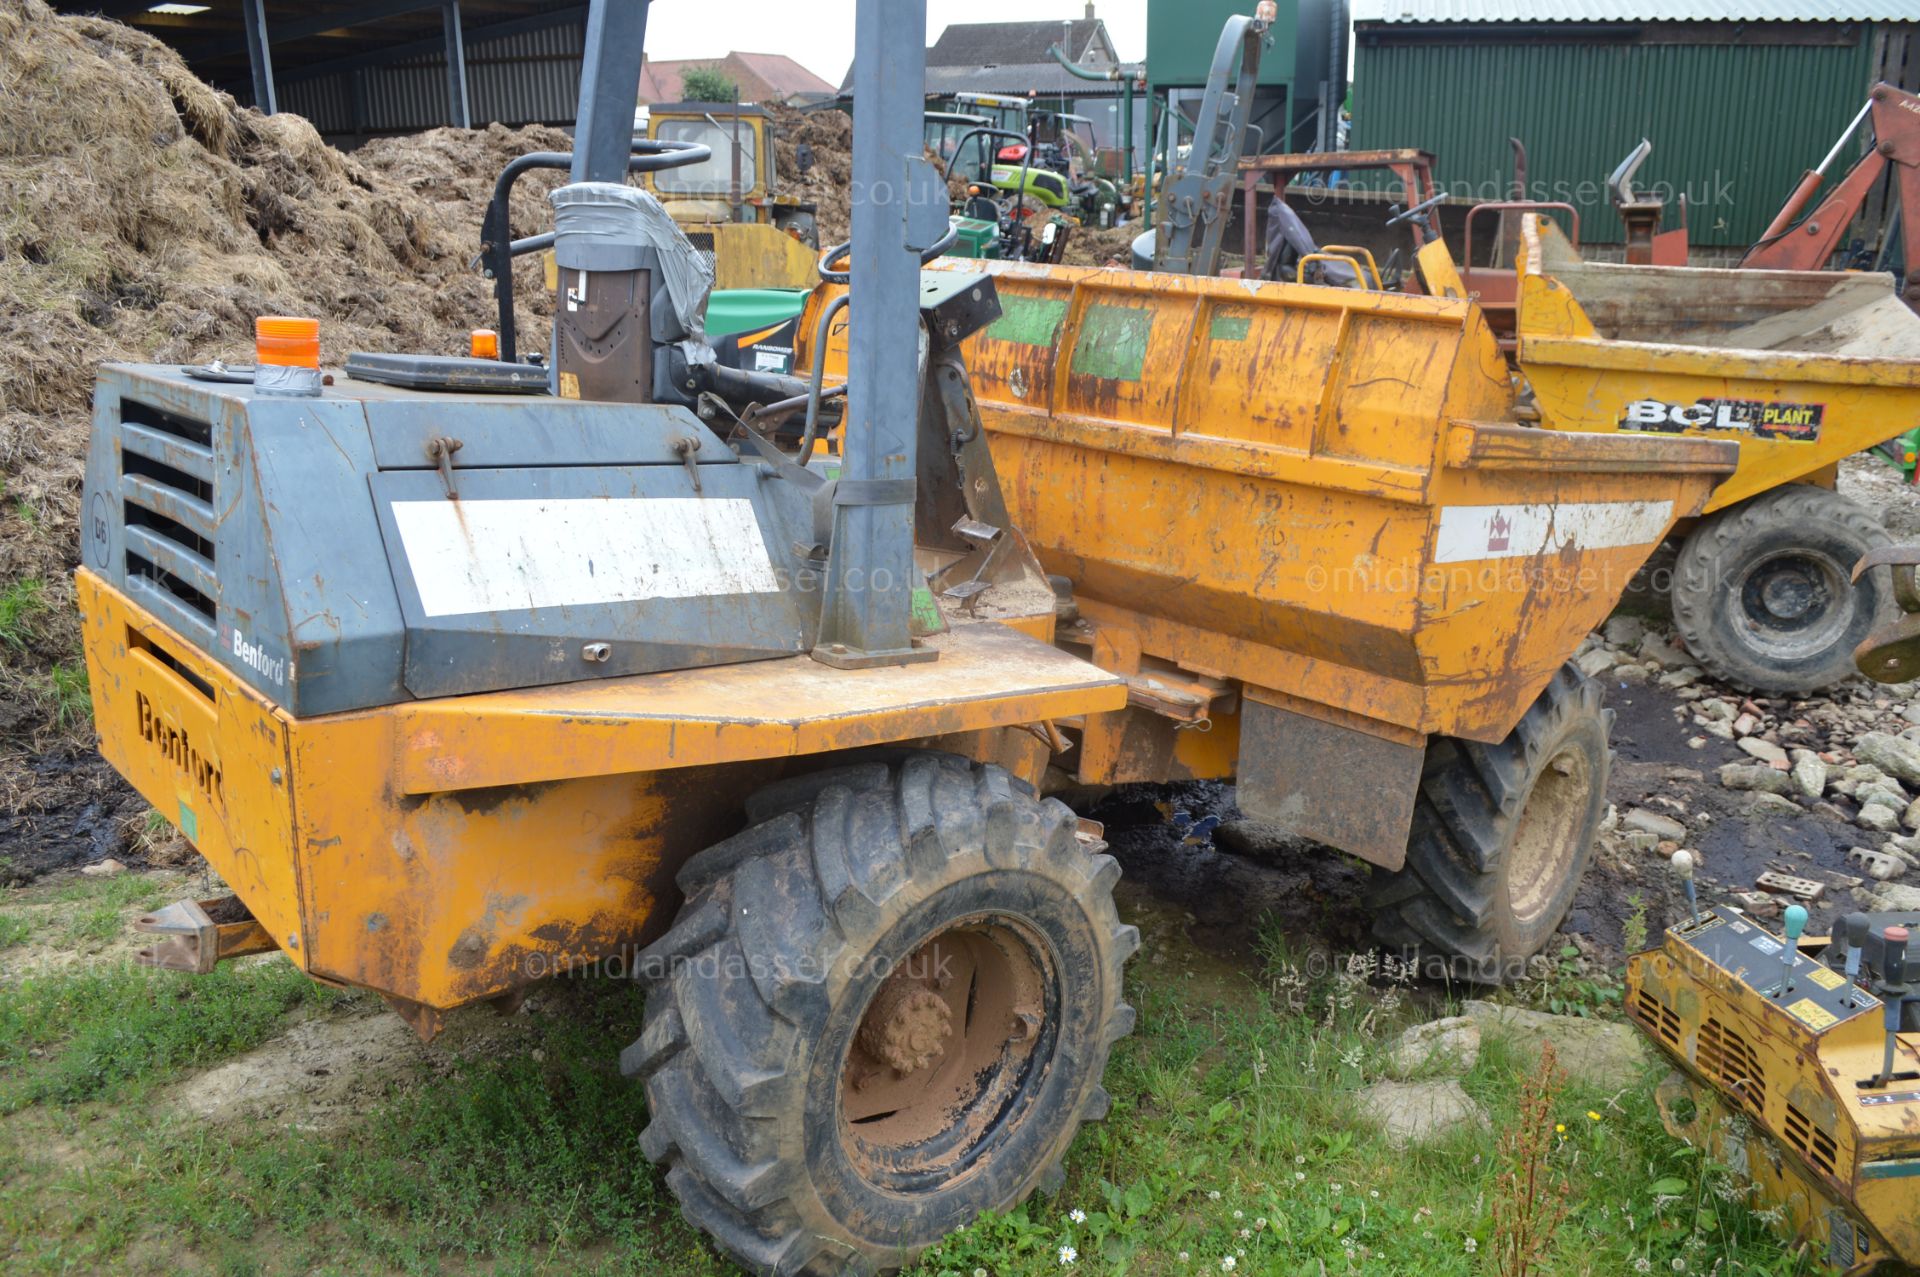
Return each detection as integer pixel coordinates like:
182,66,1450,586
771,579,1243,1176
1351,26,1879,247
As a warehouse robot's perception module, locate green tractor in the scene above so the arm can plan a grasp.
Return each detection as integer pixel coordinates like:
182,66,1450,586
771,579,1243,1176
923,111,1005,260
935,91,1028,137
1027,109,1125,227
936,120,1074,264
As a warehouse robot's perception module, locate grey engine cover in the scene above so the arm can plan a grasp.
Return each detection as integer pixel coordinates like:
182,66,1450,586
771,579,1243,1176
81,365,820,716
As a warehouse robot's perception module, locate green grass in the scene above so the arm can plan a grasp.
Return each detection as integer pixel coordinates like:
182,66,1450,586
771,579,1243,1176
909,941,1801,1277
0,871,169,953
40,871,169,912
0,577,47,653
0,899,1816,1276
43,661,90,730
0,913,30,950
132,1012,715,1275
0,959,724,1276
64,901,138,945
0,959,328,1113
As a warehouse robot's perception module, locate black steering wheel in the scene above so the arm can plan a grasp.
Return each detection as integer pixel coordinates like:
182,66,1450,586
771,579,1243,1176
818,222,961,284
1385,190,1448,235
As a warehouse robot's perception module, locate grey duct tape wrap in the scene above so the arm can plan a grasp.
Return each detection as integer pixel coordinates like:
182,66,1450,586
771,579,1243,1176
254,364,323,397
549,181,714,342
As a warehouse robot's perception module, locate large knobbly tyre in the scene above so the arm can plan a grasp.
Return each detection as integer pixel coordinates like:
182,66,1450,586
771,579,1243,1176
1369,664,1610,984
1671,485,1892,695
625,753,1138,1276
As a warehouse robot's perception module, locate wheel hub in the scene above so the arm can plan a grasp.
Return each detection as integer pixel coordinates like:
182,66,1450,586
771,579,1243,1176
858,982,954,1075
1506,746,1593,927
1747,558,1828,629
839,916,1053,1188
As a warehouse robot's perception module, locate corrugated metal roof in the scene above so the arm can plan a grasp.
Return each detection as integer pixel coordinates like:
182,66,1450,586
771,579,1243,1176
1354,1,1914,23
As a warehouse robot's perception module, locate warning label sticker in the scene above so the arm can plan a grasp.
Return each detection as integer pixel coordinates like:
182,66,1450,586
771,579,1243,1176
1807,965,1848,992
1786,998,1840,1031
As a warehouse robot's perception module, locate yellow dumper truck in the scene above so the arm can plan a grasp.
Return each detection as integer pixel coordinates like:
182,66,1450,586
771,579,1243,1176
807,252,1737,972
79,5,1737,1272
645,100,819,289
1513,219,1920,694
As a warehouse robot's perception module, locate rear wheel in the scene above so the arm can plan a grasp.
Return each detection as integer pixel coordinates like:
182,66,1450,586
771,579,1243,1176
1370,664,1611,983
626,753,1137,1276
1671,486,1891,695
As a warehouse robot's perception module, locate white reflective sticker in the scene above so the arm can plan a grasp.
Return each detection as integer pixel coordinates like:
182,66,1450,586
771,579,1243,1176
1433,501,1673,564
391,497,780,617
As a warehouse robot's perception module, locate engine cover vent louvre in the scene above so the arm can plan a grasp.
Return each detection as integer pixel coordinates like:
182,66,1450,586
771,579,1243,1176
1783,1103,1841,1177
1696,1017,1767,1116
118,398,216,636
1633,987,1683,1050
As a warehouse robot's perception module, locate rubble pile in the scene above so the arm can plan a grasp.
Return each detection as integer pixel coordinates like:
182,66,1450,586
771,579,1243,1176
1063,223,1139,268
354,120,576,338
1578,585,1920,919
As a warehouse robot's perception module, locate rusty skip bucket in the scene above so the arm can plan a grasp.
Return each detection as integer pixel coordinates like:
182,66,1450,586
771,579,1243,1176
847,258,1744,747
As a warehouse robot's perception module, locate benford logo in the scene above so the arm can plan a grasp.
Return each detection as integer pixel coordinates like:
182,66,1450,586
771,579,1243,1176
229,626,287,686
135,690,223,808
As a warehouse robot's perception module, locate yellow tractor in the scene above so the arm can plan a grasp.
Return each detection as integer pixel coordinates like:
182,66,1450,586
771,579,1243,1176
80,2,1753,1273
644,100,819,289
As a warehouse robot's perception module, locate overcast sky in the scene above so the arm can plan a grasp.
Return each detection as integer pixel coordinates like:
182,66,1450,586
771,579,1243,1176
641,0,1150,87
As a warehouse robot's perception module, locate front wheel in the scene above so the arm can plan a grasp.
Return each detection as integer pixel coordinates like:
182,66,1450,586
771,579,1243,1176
1671,486,1892,695
1369,664,1611,983
626,753,1137,1276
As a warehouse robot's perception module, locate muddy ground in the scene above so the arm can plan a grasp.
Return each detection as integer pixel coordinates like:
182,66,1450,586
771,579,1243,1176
0,747,148,886
1082,655,1867,977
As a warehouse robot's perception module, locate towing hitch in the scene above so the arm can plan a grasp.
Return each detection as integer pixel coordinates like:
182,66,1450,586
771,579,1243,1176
134,896,279,974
